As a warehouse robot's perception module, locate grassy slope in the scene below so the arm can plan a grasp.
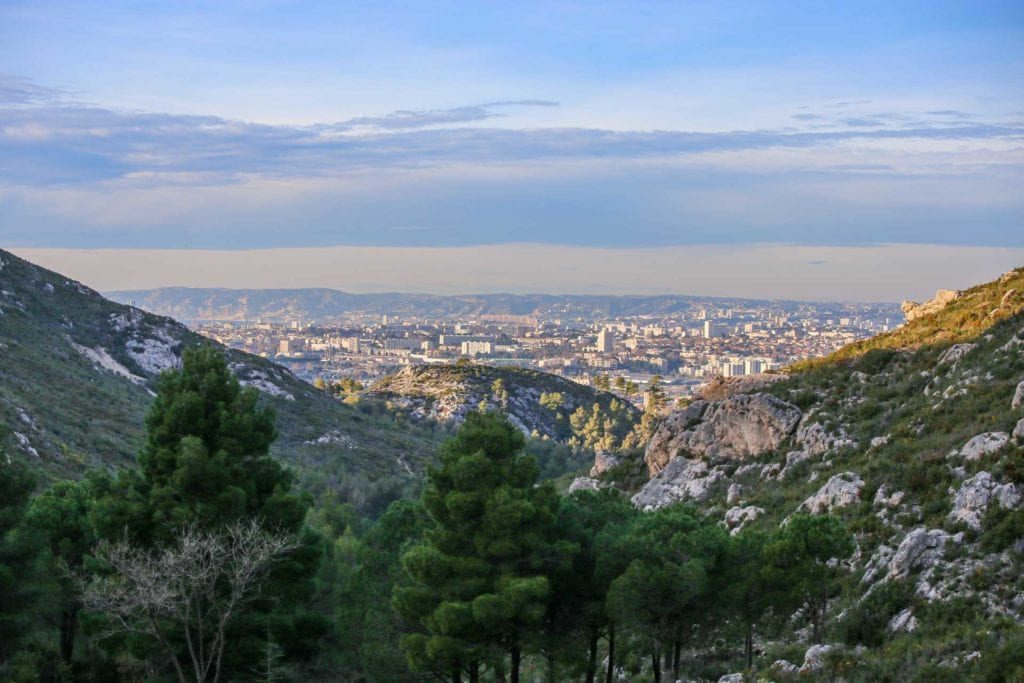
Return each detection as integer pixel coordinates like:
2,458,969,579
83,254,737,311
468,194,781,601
789,266,1024,372
0,249,441,495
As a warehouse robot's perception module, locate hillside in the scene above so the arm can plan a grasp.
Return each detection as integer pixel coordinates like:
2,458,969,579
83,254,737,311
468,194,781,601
0,249,440,503
106,286,901,322
580,268,1024,677
367,363,641,446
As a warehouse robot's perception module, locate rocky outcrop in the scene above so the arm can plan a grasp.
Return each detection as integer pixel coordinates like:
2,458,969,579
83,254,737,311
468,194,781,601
798,472,864,514
724,505,764,535
887,527,956,580
698,373,786,400
589,450,621,477
1014,380,1024,410
937,343,976,366
795,420,855,457
951,432,1009,461
568,477,602,494
1014,418,1024,441
644,393,801,474
947,472,1020,530
888,608,917,633
632,458,725,511
901,289,960,322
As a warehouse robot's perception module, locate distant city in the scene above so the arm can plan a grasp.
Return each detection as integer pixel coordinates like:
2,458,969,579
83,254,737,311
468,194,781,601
142,293,904,408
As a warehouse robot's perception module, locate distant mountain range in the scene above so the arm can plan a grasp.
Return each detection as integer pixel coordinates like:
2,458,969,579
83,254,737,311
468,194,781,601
106,287,900,322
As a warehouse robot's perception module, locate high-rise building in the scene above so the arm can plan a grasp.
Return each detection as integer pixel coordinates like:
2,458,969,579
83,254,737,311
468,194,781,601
597,329,614,353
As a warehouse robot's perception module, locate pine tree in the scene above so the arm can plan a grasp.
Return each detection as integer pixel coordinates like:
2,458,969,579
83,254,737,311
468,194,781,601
395,411,573,683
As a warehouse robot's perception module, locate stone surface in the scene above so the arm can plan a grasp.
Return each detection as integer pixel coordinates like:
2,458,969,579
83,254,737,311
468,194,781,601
888,608,918,633
568,477,602,494
947,471,1021,530
873,485,905,509
589,450,621,477
724,505,764,535
870,435,890,449
901,289,960,322
1014,380,1024,410
937,343,976,366
799,472,864,514
888,527,955,580
726,482,744,505
632,458,725,511
698,373,787,400
1014,418,1024,441
800,644,834,673
717,674,744,683
795,420,856,457
952,432,1010,461
644,393,801,474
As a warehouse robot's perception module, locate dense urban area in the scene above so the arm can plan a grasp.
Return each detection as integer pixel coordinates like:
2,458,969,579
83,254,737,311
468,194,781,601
194,299,902,404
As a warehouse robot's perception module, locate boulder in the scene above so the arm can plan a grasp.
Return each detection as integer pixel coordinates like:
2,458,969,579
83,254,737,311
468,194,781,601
717,675,744,683
947,471,1021,530
779,449,812,479
901,289,961,322
698,373,786,400
724,505,764,535
632,458,725,511
799,472,864,514
644,393,801,474
1014,381,1024,410
937,343,976,366
589,450,621,477
726,482,744,505
888,527,955,580
800,644,834,673
870,435,890,449
568,477,602,494
952,432,1010,461
1014,418,1024,441
873,485,905,509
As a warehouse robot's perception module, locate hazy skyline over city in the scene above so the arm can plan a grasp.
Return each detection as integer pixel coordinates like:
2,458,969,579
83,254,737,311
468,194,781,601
2,1,1022,295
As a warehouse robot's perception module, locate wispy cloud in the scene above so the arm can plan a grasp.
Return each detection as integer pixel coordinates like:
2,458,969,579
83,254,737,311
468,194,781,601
333,100,559,131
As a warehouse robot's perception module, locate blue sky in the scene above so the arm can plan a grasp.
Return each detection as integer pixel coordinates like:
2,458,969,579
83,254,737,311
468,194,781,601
1,1,1022,265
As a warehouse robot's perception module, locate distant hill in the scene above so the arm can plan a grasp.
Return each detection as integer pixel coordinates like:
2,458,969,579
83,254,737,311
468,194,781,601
367,363,641,443
106,286,899,322
0,249,440,502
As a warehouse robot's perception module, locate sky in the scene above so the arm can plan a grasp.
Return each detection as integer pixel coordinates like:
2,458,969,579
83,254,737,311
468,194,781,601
1,1,1023,298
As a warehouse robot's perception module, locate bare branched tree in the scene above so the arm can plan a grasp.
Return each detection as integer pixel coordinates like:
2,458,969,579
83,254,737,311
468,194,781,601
82,519,297,683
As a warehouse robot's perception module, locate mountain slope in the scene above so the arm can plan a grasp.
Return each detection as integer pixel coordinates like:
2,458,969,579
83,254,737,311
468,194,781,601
0,249,440,491
587,268,1024,676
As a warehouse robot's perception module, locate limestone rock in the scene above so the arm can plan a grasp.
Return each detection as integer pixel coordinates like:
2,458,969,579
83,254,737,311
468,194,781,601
796,421,855,456
800,644,834,673
952,432,1010,461
937,343,976,366
870,435,890,449
568,477,602,494
771,660,799,676
947,471,1021,530
779,449,811,479
888,608,917,633
901,289,961,322
631,458,725,511
726,482,743,505
1014,380,1024,410
717,674,744,683
873,485,905,509
644,393,801,474
1013,418,1024,441
799,472,864,514
589,450,621,477
888,527,954,580
724,505,764,535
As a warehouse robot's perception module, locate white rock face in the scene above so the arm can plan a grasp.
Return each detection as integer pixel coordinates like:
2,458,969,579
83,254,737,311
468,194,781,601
724,505,764,535
569,477,602,494
125,335,181,375
70,341,147,385
644,393,801,474
947,471,1021,530
799,472,864,514
888,608,918,633
717,674,744,683
937,343,976,366
13,431,39,458
888,527,954,580
873,485,905,509
631,458,725,511
870,435,890,449
1014,381,1024,410
1013,418,1024,441
779,449,812,479
953,432,1010,461
796,421,855,456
